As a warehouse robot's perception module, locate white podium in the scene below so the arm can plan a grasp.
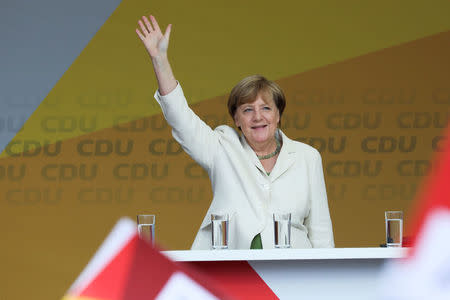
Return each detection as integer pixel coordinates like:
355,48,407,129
163,248,406,300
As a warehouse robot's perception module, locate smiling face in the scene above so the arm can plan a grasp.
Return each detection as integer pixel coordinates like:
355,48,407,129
234,95,280,148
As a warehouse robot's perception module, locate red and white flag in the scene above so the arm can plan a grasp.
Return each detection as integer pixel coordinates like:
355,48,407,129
380,126,450,300
62,218,232,300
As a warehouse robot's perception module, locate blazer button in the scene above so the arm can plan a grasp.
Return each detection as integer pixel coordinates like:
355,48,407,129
262,183,270,190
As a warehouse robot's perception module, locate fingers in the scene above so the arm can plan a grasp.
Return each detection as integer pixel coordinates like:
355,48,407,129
136,15,169,41
150,15,162,34
138,19,149,36
163,24,172,41
135,28,145,41
142,16,154,33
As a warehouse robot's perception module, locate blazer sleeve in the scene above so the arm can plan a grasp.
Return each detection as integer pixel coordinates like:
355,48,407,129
154,83,220,170
304,150,335,248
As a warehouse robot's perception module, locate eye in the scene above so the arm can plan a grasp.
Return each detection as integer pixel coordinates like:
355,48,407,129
243,108,253,112
263,106,271,110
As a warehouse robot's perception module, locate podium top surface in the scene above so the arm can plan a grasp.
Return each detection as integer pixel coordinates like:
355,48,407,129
162,247,407,262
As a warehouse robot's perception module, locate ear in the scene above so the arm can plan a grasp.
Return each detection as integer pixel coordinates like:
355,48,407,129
233,114,240,128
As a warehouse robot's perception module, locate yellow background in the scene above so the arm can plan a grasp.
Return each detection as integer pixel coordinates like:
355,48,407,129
1,1,450,299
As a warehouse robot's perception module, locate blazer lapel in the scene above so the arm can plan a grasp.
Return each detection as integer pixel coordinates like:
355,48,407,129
269,130,296,181
240,134,267,174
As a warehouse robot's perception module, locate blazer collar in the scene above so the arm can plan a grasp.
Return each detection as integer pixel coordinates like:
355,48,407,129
240,129,297,180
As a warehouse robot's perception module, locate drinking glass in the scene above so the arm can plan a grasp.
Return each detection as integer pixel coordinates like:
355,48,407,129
273,213,291,248
385,211,403,247
137,214,155,245
211,214,229,249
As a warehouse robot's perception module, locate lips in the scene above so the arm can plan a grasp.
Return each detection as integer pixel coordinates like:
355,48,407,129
251,125,267,129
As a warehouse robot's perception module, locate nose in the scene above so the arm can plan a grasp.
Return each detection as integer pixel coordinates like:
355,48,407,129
253,109,262,121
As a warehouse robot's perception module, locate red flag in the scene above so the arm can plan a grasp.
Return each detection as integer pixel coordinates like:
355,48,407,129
62,218,232,300
380,125,450,299
406,126,450,252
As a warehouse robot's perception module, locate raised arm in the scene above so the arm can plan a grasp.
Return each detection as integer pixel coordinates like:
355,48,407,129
136,15,177,95
135,15,220,170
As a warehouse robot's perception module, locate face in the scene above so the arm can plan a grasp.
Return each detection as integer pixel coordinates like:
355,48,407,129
234,95,280,147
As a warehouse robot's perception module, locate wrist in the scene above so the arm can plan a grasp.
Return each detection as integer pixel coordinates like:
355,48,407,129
151,53,169,66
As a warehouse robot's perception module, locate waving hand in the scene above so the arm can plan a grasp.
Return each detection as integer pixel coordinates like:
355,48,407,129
136,15,172,59
136,15,176,95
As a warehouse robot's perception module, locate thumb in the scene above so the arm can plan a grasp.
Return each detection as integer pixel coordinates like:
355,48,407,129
164,24,172,42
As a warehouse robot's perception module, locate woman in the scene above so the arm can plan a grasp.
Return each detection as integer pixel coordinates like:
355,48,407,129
136,15,334,249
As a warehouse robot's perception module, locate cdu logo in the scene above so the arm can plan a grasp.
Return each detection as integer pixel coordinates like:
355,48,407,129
4,140,62,157
0,164,26,181
361,136,416,153
41,164,98,181
113,115,169,132
296,136,347,154
113,163,169,180
0,115,26,133
77,139,134,156
326,112,381,130
326,160,382,177
41,116,97,133
397,112,449,129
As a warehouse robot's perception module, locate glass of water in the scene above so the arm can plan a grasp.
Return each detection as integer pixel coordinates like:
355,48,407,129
137,214,155,245
273,213,291,248
211,214,229,249
385,211,403,247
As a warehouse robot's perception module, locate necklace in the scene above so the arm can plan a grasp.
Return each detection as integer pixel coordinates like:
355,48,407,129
257,138,281,160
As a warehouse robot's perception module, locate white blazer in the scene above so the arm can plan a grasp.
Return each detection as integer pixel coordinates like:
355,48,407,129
155,83,334,249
